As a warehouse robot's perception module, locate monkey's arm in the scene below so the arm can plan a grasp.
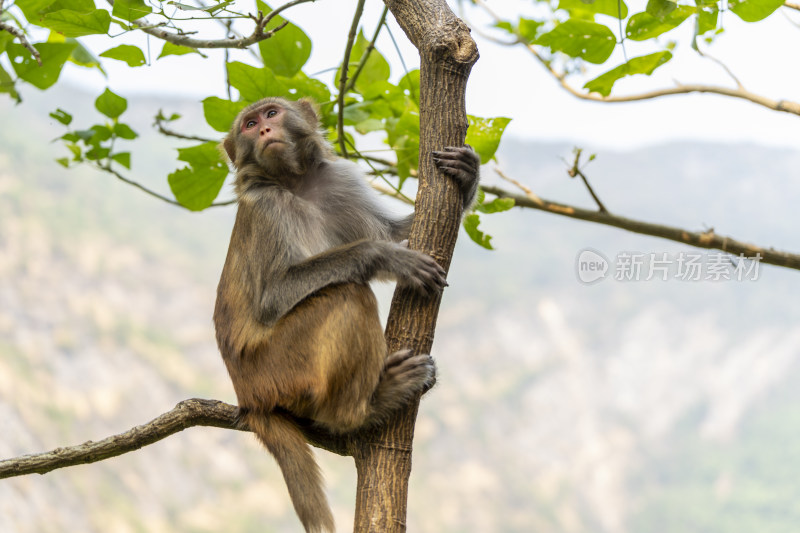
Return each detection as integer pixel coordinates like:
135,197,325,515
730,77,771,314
259,240,445,325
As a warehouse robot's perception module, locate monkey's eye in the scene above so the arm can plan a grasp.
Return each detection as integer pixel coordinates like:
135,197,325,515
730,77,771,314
245,119,257,129
266,109,277,118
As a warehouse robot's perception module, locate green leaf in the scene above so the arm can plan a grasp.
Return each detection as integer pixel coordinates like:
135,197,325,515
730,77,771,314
67,39,106,73
0,31,13,54
645,0,677,18
625,7,693,40
336,30,391,94
227,61,288,102
536,20,616,64
353,33,391,94
15,0,58,21
168,142,229,211
398,69,420,107
167,0,233,12
476,197,515,214
584,51,672,96
466,116,511,164
697,7,719,34
65,142,82,159
729,0,784,22
157,42,199,59
494,21,514,33
256,1,312,78
156,110,182,122
203,96,242,132
518,18,545,41
354,118,384,135
558,0,628,19
99,45,146,67
385,104,420,181
343,102,371,124
111,0,151,21
95,88,127,119
39,9,111,37
279,71,331,104
0,64,20,102
113,123,138,139
111,152,131,169
85,124,113,143
56,157,70,167
85,145,110,161
49,108,72,125
7,42,77,90
463,213,494,250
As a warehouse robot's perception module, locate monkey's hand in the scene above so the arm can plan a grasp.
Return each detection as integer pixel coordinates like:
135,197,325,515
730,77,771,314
432,146,480,210
390,241,448,294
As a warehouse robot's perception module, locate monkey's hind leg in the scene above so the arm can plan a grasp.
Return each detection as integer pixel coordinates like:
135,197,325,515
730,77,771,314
366,349,436,424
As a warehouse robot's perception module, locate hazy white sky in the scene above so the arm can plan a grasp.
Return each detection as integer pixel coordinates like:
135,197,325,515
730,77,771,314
59,0,800,150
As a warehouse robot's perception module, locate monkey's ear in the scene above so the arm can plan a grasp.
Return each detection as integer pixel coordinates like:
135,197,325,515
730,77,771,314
295,98,320,127
222,135,237,166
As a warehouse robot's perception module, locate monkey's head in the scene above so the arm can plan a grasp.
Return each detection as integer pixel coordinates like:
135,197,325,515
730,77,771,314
223,97,331,178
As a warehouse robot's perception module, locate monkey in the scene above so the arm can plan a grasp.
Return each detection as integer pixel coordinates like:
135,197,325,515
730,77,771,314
213,96,479,533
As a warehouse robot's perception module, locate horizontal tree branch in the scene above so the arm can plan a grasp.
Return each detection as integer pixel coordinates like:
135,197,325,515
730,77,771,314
482,184,800,271
0,398,348,479
786,1,800,11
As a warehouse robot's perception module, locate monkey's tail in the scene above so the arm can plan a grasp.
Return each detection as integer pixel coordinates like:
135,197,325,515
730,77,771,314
242,409,335,533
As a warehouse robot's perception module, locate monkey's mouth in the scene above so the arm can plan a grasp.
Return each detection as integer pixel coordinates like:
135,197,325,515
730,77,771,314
261,140,286,151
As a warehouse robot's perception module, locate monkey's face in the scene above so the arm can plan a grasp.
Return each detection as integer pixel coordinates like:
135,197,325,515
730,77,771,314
238,101,311,177
241,104,289,156
224,97,327,182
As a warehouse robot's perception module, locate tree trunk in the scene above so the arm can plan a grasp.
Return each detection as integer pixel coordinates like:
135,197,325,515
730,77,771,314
349,2,478,531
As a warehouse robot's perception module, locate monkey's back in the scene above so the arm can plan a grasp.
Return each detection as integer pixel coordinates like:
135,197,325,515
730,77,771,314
217,281,387,430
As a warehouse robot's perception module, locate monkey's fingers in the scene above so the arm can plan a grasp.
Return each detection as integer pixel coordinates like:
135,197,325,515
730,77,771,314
432,146,479,171
384,348,414,369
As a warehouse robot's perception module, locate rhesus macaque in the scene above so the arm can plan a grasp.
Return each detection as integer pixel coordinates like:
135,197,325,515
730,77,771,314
214,96,479,533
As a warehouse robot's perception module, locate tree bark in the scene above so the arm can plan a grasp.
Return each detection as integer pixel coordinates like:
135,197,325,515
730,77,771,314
349,2,478,531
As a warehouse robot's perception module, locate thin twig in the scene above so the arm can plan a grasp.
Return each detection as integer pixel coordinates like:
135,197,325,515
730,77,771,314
99,164,236,208
113,0,315,50
337,0,366,158
0,22,42,65
384,23,415,103
786,1,800,11
691,23,744,90
567,149,608,213
344,5,388,94
154,115,218,143
482,184,800,271
344,137,414,204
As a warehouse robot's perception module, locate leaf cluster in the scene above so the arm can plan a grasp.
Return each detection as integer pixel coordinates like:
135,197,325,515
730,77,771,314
492,0,784,96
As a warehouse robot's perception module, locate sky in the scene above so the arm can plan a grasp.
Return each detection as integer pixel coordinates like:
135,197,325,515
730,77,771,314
56,0,800,150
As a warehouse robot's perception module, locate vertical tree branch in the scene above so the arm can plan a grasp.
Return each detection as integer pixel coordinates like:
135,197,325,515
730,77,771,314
350,2,478,531
337,0,366,158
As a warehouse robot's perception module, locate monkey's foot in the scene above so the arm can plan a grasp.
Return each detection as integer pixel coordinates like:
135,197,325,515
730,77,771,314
383,349,436,392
